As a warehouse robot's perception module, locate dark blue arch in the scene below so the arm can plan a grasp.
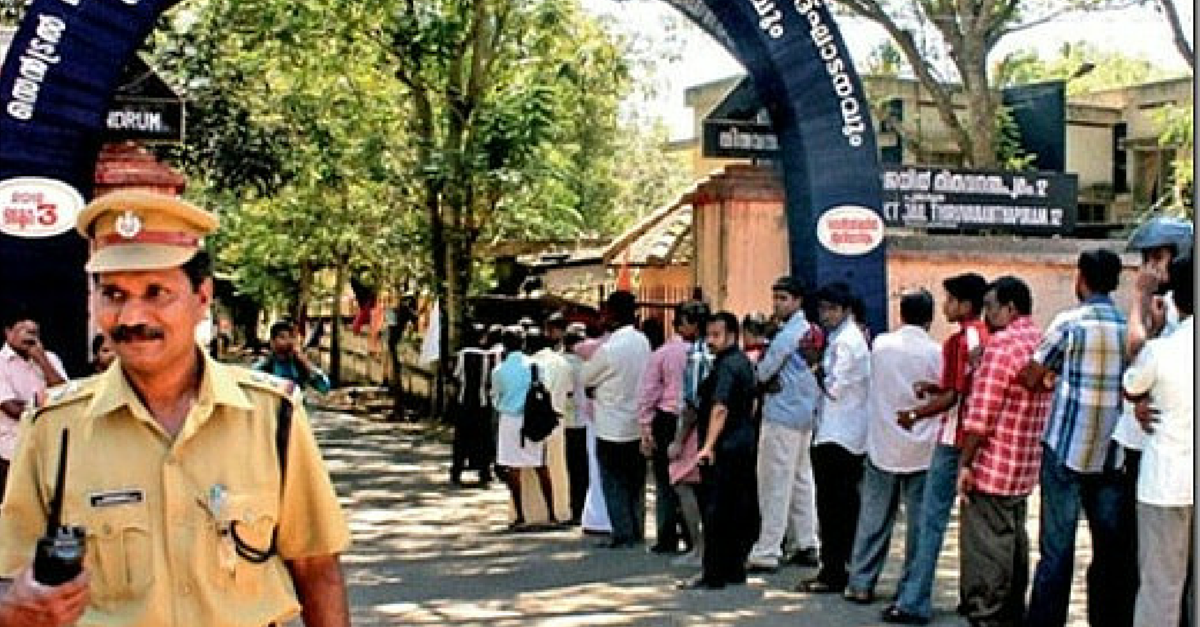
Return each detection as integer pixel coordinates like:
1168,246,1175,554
678,0,887,332
0,0,886,372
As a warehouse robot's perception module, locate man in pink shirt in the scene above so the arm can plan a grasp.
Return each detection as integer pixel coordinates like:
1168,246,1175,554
637,303,702,554
0,313,67,496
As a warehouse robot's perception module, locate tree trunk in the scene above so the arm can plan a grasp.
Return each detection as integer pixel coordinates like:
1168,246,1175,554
1157,0,1194,70
445,226,471,356
427,187,448,420
295,260,312,337
329,253,349,387
962,58,997,167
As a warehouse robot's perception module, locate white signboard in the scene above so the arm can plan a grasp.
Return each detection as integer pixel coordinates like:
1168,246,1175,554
816,205,884,256
0,177,85,238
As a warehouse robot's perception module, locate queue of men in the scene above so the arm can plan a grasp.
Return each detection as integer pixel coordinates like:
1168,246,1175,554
450,216,1194,627
0,185,1188,627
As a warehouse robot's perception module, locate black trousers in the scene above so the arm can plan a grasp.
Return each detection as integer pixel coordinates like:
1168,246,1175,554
651,410,688,548
565,427,589,522
450,405,494,481
596,439,646,544
811,442,865,587
700,444,760,584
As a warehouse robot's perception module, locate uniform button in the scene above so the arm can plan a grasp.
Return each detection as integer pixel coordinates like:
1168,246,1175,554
165,455,178,466
180,582,192,596
102,523,113,535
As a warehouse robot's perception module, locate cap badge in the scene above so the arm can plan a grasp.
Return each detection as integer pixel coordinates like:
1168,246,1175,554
115,210,143,239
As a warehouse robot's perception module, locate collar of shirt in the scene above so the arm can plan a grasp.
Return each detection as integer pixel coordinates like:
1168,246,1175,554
0,344,22,363
534,348,561,363
896,324,931,340
1003,315,1037,336
827,318,851,342
1083,294,1115,307
664,334,687,349
86,348,254,437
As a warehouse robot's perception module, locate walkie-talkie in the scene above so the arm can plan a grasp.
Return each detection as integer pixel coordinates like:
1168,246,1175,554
33,430,85,585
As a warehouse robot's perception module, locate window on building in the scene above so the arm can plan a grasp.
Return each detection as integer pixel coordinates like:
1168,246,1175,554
1078,203,1109,224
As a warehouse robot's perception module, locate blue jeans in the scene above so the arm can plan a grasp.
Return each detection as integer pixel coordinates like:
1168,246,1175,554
847,460,926,593
893,444,960,619
1026,445,1137,627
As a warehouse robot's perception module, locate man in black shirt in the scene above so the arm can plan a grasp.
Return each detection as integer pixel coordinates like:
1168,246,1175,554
680,311,761,590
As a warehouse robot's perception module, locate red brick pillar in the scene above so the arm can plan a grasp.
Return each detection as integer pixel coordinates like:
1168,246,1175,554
93,141,186,197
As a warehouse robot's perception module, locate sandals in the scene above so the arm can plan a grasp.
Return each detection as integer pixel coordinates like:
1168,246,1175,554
795,577,842,594
843,587,874,604
881,605,930,625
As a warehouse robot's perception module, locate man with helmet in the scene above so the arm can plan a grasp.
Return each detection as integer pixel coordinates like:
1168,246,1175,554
1115,216,1195,627
1114,217,1193,488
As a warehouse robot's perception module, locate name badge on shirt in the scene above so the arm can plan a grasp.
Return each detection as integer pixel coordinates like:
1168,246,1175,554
89,489,144,508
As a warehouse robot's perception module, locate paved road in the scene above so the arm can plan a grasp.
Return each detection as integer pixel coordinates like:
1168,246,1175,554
313,410,1092,626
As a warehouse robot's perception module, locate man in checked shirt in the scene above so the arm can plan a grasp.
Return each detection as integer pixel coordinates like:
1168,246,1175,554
956,277,1053,627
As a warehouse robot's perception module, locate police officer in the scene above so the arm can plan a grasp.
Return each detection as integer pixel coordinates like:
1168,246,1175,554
0,190,350,626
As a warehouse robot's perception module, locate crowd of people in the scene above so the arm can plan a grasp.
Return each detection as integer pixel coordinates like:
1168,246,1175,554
448,216,1194,627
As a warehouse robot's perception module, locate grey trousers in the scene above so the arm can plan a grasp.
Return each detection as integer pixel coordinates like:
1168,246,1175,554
960,493,1029,627
1135,502,1194,627
847,460,926,593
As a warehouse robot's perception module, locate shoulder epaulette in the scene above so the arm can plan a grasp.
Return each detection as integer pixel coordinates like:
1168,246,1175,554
238,367,299,400
30,377,97,423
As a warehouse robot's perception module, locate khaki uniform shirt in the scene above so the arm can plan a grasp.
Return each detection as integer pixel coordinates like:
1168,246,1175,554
0,350,350,626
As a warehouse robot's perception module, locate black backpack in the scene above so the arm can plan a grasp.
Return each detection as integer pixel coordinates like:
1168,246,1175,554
521,363,559,445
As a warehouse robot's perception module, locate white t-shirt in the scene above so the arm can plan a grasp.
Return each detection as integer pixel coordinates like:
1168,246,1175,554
582,325,651,442
814,320,871,454
532,348,573,419
1122,316,1193,506
865,325,942,473
1113,292,1180,451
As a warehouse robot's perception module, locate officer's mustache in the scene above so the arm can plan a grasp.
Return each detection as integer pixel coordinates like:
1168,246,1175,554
111,325,166,343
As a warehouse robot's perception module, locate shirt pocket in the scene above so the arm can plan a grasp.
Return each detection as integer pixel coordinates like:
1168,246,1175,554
83,504,154,607
205,491,280,594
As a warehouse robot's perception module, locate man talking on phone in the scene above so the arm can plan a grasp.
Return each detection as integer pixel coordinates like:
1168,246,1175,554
0,314,67,498
255,321,332,393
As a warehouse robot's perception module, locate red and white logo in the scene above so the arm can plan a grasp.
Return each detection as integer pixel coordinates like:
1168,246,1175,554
0,177,84,239
816,205,884,256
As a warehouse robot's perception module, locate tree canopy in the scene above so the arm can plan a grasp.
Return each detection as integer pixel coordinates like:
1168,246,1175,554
147,0,690,388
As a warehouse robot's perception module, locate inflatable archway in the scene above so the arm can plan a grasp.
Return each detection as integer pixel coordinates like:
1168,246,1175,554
0,0,886,372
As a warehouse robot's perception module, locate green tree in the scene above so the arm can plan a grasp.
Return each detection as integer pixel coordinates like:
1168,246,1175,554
1152,103,1194,219
383,0,649,372
834,0,1136,167
1149,0,1193,70
153,0,681,405
155,0,419,383
995,42,1176,94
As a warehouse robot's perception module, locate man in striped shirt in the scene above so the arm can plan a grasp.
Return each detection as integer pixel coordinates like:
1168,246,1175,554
1022,249,1137,627
957,277,1053,627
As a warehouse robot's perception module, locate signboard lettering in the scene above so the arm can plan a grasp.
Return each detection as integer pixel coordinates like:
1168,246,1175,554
881,165,1077,234
0,177,84,238
817,205,884,255
702,119,779,159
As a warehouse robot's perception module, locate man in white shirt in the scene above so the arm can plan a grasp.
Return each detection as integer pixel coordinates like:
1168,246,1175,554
583,291,651,548
1123,255,1193,627
0,313,67,497
843,290,941,604
798,282,871,594
528,328,574,525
